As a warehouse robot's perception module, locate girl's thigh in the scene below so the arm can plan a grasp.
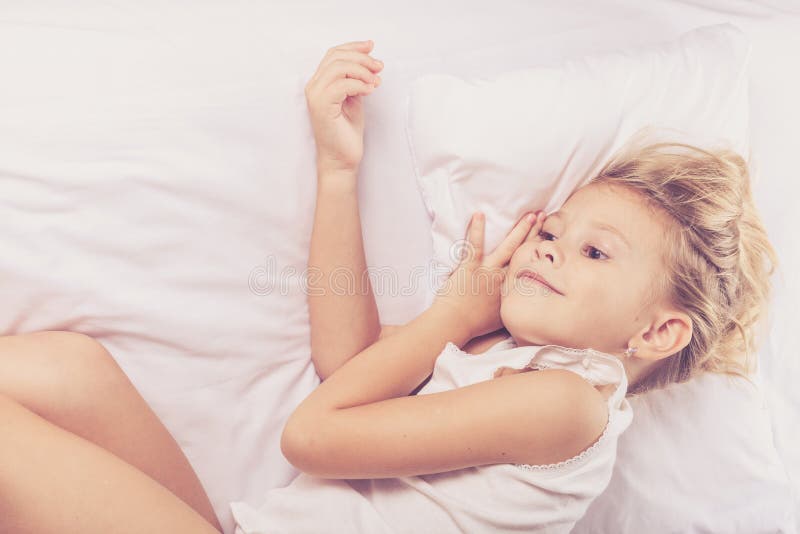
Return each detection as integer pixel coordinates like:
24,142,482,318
0,331,222,531
0,393,219,534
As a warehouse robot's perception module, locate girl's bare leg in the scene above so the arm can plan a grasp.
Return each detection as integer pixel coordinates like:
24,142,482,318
0,331,222,532
0,393,219,534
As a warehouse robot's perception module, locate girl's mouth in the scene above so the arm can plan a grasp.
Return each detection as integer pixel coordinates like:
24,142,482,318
516,269,564,296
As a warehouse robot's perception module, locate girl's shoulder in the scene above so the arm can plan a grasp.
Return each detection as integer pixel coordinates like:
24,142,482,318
476,364,612,468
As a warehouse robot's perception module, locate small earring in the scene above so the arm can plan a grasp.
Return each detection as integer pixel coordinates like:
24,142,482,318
624,346,638,358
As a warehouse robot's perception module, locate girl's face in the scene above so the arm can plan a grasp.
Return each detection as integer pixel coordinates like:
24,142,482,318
501,182,671,355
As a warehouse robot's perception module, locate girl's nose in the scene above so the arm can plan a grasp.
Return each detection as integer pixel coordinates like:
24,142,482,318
533,240,561,266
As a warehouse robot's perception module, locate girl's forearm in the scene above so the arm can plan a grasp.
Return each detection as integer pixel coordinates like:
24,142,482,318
290,304,472,414
308,170,381,380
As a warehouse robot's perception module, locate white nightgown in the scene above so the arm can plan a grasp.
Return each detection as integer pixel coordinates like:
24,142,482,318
230,337,633,533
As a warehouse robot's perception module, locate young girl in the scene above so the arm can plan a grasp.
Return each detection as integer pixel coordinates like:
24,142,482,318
0,40,776,533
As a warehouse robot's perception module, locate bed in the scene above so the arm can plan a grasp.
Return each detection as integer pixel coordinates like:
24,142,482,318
0,1,797,532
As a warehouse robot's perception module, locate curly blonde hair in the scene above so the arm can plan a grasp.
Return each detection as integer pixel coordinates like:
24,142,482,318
590,131,778,396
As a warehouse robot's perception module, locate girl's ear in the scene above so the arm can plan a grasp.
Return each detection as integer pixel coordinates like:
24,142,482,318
630,309,693,362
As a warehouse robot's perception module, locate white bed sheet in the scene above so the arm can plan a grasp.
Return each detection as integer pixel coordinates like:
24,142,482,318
0,1,797,532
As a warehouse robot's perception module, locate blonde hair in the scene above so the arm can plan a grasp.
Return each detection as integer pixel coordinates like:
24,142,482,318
590,131,778,396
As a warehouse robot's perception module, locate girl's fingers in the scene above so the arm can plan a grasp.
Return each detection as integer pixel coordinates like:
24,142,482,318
312,41,377,82
526,211,547,242
326,78,376,105
330,40,374,53
485,211,542,268
318,50,383,76
307,41,382,95
466,212,485,263
315,60,381,91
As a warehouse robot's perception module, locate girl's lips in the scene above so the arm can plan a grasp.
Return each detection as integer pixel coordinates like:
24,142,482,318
516,268,564,295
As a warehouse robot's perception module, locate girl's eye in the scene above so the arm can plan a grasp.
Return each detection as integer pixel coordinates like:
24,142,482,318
538,230,609,260
584,245,609,260
538,231,556,241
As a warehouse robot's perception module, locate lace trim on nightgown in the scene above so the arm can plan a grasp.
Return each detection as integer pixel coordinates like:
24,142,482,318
514,416,612,472
513,360,612,472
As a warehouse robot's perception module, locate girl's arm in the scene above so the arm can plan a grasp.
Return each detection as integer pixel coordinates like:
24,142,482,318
304,40,385,380
283,210,609,478
303,40,497,377
309,171,381,380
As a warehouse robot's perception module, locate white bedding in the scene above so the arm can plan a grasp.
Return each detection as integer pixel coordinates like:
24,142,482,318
0,2,797,532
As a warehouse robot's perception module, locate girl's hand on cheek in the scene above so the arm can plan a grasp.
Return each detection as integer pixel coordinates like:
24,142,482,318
432,211,544,340
304,40,383,177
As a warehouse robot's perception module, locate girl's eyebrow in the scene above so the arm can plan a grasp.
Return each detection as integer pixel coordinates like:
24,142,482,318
592,221,631,249
549,211,631,249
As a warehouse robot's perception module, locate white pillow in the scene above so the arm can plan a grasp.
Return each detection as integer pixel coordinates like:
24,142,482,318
575,373,796,533
406,23,751,297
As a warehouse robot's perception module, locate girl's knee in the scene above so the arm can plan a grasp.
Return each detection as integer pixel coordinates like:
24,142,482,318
0,331,129,419
49,331,120,378
46,332,129,406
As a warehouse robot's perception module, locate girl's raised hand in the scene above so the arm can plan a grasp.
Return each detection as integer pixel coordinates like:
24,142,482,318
305,40,383,176
432,211,545,340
